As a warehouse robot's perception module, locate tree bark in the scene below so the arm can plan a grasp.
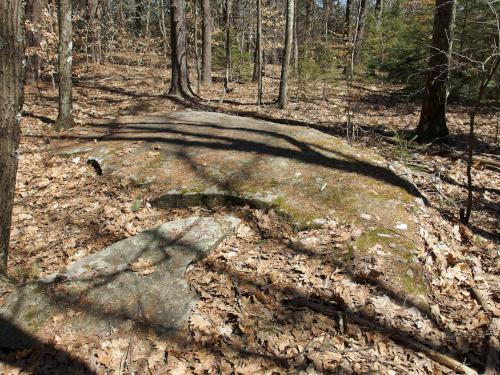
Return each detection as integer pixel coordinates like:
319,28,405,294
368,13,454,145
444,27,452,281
344,0,352,36
256,0,263,105
353,0,368,65
416,0,456,141
168,0,192,97
194,0,201,93
292,0,299,76
278,0,294,109
56,0,74,131
26,0,43,82
224,0,232,91
88,0,102,63
0,0,26,275
201,0,212,85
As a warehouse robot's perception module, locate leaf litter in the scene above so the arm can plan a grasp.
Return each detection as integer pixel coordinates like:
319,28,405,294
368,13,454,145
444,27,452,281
1,60,499,374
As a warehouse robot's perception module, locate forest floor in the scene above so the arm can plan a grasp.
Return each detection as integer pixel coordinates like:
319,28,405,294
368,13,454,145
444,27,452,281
1,56,499,374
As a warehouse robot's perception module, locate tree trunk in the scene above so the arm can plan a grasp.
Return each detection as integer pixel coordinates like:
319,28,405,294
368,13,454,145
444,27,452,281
344,0,351,36
292,0,299,76
201,0,212,85
56,0,74,131
26,0,43,82
256,0,263,105
375,0,383,23
194,0,201,93
323,0,329,41
278,0,294,109
0,0,26,275
88,0,102,63
416,0,456,141
169,0,192,97
224,0,232,91
353,0,368,65
134,0,143,36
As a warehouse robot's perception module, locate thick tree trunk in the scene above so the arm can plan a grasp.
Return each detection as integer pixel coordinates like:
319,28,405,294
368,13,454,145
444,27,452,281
416,0,456,141
169,0,192,97
56,0,74,131
201,0,212,85
256,0,263,104
0,0,26,275
278,0,294,109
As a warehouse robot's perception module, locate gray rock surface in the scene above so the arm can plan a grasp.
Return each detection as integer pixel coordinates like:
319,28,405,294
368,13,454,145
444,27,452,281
54,111,429,309
0,216,239,349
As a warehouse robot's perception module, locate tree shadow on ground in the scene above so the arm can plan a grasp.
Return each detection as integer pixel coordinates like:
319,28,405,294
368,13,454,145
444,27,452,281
47,116,424,199
0,317,97,374
1,218,485,373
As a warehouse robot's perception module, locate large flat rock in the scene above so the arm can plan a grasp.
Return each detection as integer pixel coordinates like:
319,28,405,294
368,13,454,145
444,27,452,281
59,111,421,229
56,111,428,307
0,215,239,349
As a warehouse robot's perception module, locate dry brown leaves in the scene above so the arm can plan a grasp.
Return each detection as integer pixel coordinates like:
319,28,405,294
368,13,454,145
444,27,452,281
3,59,498,374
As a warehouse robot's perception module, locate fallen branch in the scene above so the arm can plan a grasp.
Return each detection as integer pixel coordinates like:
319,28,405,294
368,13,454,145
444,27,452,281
470,285,500,318
289,298,478,375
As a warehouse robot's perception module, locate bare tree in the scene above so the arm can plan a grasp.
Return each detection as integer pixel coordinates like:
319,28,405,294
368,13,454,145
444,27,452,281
416,0,456,141
55,0,74,131
278,0,294,109
201,0,212,85
461,0,500,224
169,0,193,97
0,0,26,275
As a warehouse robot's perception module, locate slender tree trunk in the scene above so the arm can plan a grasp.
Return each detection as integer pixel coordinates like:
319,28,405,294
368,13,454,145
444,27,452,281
224,0,232,91
201,0,212,85
256,0,263,105
0,0,26,275
146,0,152,38
375,0,383,23
416,0,456,141
26,0,43,82
278,0,294,109
168,0,192,96
88,0,102,63
56,0,74,131
292,0,299,76
344,0,351,36
305,0,313,42
461,57,500,225
323,0,329,41
134,0,143,36
194,0,201,92
353,0,368,65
